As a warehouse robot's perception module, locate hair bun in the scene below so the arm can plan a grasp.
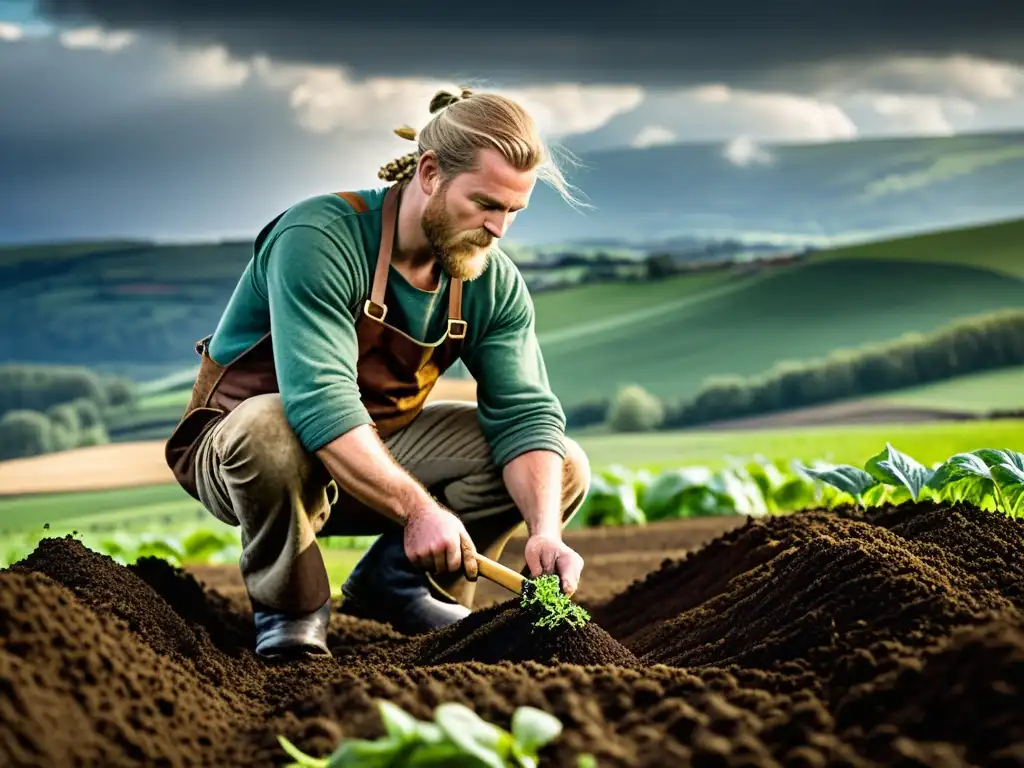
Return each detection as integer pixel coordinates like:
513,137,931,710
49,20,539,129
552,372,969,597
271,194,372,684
429,88,473,114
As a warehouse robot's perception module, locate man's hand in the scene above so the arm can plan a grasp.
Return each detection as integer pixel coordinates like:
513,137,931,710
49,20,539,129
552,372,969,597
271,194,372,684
315,424,479,579
404,502,480,580
524,534,584,597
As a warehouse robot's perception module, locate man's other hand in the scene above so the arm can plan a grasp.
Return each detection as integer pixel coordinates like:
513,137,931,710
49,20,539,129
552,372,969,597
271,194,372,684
524,535,584,597
404,502,479,580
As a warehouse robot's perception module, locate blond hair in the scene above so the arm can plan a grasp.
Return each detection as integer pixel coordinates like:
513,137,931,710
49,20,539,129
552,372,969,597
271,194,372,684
378,87,588,209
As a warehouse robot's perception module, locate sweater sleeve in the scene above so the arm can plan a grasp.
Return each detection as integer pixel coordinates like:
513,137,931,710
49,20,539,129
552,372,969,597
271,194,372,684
461,266,567,468
258,223,374,452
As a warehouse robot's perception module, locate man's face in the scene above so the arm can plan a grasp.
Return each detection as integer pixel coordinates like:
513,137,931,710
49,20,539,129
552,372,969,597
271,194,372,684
421,148,535,281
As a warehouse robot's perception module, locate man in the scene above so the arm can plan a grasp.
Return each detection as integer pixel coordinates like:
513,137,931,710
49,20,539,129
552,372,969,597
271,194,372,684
164,87,592,660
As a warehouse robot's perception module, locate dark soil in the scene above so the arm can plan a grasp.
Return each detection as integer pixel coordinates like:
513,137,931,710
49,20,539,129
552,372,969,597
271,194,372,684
2,501,1023,767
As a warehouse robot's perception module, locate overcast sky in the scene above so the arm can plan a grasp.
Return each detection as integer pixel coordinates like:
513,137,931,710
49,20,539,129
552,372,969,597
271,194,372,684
1,0,1023,243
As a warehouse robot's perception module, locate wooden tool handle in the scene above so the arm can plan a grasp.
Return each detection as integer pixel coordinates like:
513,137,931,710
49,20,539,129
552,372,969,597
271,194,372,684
475,554,526,595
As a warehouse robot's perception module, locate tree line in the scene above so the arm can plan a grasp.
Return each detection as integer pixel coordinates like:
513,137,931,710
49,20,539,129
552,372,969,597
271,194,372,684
566,308,1024,432
0,365,136,460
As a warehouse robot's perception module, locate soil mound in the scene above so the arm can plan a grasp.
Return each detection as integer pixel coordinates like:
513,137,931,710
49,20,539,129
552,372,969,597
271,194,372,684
2,502,1023,767
835,612,1024,767
0,566,244,766
383,599,640,668
595,503,1024,697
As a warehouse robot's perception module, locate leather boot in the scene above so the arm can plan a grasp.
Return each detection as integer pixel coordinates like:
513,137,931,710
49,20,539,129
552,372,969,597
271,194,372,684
253,599,332,660
340,531,470,635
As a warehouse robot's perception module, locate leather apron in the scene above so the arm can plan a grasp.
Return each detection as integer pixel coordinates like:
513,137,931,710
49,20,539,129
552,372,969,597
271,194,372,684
164,182,467,502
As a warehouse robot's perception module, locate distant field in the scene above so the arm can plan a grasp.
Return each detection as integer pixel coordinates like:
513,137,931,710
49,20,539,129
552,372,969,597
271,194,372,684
873,366,1024,413
3,417,1022,510
576,418,1024,473
811,217,1024,278
0,482,194,533
532,271,732,335
539,256,1024,406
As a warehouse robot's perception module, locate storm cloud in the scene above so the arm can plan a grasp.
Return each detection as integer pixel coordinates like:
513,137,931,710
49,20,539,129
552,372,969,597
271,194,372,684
1,2,1022,244
35,0,1024,89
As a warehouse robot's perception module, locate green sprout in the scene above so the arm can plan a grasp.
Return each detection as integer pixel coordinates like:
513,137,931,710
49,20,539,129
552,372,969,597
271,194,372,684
277,700,569,768
521,574,591,630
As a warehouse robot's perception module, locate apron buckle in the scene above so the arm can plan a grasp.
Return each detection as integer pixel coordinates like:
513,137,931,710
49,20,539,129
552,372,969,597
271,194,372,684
364,300,388,323
448,319,467,340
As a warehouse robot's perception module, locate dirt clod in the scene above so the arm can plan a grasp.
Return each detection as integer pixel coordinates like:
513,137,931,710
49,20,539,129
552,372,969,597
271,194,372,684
1,502,1023,767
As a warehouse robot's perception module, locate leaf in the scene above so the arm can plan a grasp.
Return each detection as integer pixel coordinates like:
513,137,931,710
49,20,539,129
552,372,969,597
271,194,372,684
798,462,878,499
134,540,185,564
180,529,236,562
579,475,645,526
974,449,1024,473
404,742,483,767
861,484,887,507
642,467,715,520
276,736,329,768
864,443,933,500
510,707,563,755
771,476,817,511
433,703,509,768
326,736,408,767
378,700,421,743
992,463,1024,516
718,468,769,517
927,452,992,487
926,452,995,503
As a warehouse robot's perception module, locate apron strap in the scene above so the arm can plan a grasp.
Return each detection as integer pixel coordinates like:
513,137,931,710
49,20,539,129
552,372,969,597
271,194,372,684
448,277,466,339
365,184,400,322
362,182,467,339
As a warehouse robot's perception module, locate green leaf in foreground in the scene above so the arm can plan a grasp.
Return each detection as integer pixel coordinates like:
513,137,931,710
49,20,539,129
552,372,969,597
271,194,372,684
974,449,1024,473
522,574,591,630
992,462,1024,517
797,462,879,500
277,701,565,768
864,443,934,501
926,452,994,504
511,706,563,756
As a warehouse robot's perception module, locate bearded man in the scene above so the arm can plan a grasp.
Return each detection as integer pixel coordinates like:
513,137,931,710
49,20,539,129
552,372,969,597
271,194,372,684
164,87,592,660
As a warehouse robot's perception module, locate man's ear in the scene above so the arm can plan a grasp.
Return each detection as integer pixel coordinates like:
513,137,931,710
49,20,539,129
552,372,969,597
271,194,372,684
417,151,441,195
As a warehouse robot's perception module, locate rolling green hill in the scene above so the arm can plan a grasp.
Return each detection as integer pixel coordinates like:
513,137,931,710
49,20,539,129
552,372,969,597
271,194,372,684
5,213,1024,446
872,366,1024,413
810,217,1024,278
539,257,1024,406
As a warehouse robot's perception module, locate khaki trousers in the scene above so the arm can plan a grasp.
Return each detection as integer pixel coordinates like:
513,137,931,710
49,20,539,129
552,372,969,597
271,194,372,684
192,393,591,614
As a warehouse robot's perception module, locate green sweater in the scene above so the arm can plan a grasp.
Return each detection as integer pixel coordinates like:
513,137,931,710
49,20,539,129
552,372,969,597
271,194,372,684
207,187,566,468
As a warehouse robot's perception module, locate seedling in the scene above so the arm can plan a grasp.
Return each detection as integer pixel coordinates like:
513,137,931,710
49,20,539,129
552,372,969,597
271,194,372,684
521,574,591,630
798,444,1024,518
277,699,569,768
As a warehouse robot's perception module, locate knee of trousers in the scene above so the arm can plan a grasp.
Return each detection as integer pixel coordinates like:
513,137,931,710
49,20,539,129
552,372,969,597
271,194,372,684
211,393,328,500
560,436,591,524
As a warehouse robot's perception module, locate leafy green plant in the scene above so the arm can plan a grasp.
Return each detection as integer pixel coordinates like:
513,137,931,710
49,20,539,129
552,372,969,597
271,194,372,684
798,443,1024,518
575,460,824,527
0,524,245,569
91,525,242,566
277,700,571,768
522,574,591,630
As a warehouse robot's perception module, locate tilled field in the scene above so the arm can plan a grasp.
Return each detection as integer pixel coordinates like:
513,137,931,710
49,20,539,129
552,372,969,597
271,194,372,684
2,502,1024,767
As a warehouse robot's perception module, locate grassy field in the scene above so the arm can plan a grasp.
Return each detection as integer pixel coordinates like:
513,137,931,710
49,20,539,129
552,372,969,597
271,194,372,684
539,256,1024,405
4,417,1022,532
573,417,1024,473
873,366,1024,413
810,217,1024,278
0,483,194,533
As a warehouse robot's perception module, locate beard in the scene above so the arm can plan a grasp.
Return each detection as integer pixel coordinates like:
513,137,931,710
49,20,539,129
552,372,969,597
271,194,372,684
421,186,492,281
